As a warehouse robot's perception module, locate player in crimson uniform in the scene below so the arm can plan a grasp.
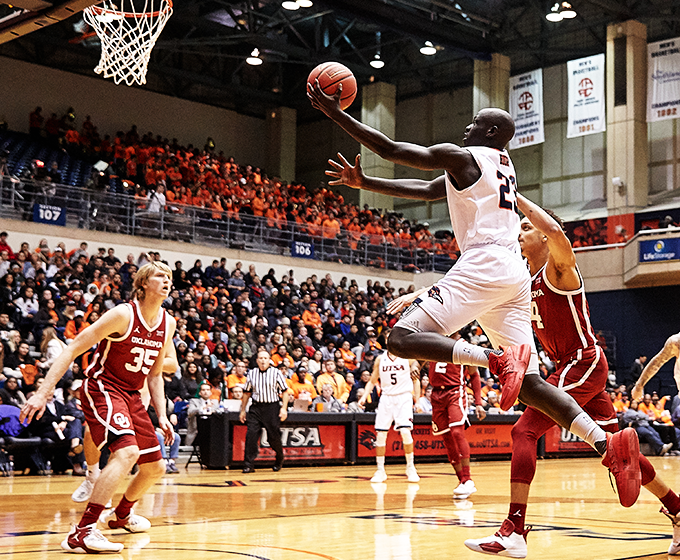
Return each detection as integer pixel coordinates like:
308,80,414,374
426,338,485,499
464,196,680,558
22,262,177,554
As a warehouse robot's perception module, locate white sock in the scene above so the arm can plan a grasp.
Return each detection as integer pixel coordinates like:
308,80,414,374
452,339,489,367
86,463,100,482
569,412,607,452
376,455,385,470
405,452,415,468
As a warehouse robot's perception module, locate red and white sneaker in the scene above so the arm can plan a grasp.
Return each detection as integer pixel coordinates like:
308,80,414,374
661,507,680,555
98,509,151,533
601,428,641,508
488,345,531,411
464,518,529,558
61,523,124,554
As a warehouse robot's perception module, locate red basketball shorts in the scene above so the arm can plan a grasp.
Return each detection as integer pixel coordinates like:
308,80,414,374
431,387,469,436
547,345,617,429
82,377,162,464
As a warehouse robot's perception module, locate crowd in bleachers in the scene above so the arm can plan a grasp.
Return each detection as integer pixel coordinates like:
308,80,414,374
0,232,504,475
20,108,461,271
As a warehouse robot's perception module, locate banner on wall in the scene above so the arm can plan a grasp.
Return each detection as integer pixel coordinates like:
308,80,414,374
509,69,545,149
648,37,680,122
567,54,606,138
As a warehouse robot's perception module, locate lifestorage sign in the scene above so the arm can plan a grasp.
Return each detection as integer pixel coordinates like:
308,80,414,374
639,238,680,262
509,69,545,149
567,54,606,138
648,37,680,122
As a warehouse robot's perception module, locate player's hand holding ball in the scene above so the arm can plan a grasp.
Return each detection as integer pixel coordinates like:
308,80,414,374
306,62,357,115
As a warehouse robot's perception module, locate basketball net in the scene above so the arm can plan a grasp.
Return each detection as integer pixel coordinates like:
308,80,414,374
83,0,173,86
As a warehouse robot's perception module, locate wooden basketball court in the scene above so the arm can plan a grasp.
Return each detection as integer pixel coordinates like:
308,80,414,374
2,456,678,559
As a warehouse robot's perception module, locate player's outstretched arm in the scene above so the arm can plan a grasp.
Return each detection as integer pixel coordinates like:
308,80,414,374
308,82,468,172
326,153,446,201
633,337,678,400
20,305,131,423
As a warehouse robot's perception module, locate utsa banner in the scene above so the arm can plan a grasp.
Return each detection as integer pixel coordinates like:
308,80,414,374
567,54,606,138
648,37,680,122
509,69,545,149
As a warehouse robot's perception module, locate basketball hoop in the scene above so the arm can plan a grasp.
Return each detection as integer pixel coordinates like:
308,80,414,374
83,0,173,86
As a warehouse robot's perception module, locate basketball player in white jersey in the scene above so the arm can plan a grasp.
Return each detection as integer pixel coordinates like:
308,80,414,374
307,86,641,505
359,351,420,482
633,333,680,401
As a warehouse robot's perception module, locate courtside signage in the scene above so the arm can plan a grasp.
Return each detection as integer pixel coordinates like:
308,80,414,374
232,424,345,461
639,238,680,262
567,54,606,138
648,37,680,122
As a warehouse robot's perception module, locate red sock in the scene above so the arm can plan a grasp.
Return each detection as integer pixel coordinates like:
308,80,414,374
79,503,105,528
114,495,137,520
661,490,680,516
508,502,527,534
460,465,471,483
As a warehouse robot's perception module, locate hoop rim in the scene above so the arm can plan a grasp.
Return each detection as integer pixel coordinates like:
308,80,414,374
85,0,172,19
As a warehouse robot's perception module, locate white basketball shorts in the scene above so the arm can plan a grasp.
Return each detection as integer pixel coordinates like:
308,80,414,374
375,391,414,431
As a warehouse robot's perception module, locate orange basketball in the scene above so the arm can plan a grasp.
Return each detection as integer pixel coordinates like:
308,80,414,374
308,62,357,110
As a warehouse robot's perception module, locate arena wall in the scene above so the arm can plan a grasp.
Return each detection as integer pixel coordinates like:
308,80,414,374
0,56,267,169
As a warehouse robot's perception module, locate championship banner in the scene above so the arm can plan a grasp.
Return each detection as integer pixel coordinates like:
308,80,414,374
648,38,680,122
567,54,606,138
509,69,545,149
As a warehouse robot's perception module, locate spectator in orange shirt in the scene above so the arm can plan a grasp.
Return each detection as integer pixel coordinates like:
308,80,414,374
64,311,90,344
271,344,291,368
322,211,341,255
287,366,318,400
302,302,323,330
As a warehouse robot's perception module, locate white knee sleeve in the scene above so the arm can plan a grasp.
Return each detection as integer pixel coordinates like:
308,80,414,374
375,431,388,447
399,428,413,445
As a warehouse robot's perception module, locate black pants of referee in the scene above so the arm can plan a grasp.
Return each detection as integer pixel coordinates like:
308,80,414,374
244,402,284,468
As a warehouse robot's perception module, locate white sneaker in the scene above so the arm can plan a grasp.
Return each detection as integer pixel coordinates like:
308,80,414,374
61,523,124,553
71,479,95,503
454,479,477,499
464,518,529,558
98,509,151,533
405,466,420,483
370,469,387,483
662,507,680,554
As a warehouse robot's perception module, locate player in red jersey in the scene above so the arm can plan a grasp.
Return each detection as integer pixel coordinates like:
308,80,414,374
464,196,680,558
425,341,486,499
21,262,177,554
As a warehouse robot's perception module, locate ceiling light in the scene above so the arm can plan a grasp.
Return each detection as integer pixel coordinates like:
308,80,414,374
560,2,576,18
282,0,299,9
545,3,562,22
420,41,436,56
246,48,263,65
370,53,384,69
296,0,313,7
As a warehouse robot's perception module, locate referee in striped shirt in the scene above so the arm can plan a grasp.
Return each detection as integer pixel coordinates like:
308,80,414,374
239,349,291,473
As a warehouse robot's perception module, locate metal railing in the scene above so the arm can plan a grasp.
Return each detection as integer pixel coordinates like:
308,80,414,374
0,176,455,273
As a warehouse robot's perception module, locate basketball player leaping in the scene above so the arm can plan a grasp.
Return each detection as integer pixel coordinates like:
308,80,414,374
460,197,680,558
307,85,640,509
359,350,420,483
21,262,177,554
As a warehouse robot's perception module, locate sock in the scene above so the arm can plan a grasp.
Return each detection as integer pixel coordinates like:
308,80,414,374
114,495,137,520
376,455,385,470
86,463,100,482
452,339,490,368
661,490,680,516
460,465,471,483
79,502,105,528
568,412,607,455
405,452,415,468
508,502,527,534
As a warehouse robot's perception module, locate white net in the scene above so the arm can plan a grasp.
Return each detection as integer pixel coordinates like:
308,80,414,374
83,0,173,86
